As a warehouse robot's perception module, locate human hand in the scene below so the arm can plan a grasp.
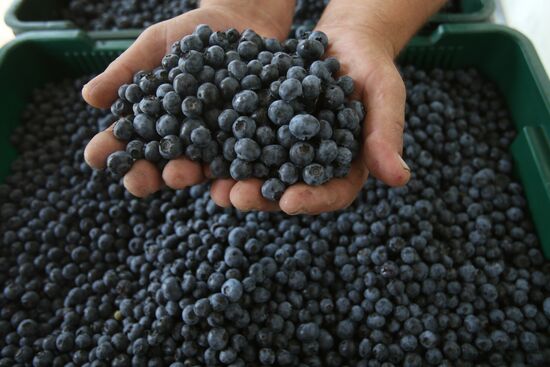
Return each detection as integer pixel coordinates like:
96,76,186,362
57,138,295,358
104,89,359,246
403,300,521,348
83,1,294,210
277,23,410,215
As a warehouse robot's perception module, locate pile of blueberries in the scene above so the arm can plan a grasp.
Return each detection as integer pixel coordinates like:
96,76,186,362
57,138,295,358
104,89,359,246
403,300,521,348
64,0,198,31
2,62,550,367
108,26,363,201
290,0,330,38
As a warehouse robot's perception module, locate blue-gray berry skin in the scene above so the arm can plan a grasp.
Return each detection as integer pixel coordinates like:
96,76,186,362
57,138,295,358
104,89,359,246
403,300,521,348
277,125,298,148
156,83,174,98
133,114,158,140
144,140,161,162
202,142,219,162
182,50,204,74
247,59,263,75
261,145,288,167
185,144,202,161
289,114,320,141
180,34,203,52
232,116,256,139
210,156,230,178
195,24,213,44
255,126,275,146
261,178,286,201
179,118,203,145
258,50,274,65
297,39,324,59
159,135,183,159
219,77,240,101
221,279,243,302
107,151,133,176
173,73,198,97
181,96,203,118
287,66,307,81
272,169,297,197
334,129,356,149
232,90,259,115
271,52,293,73
316,140,339,164
197,82,220,106
126,140,144,160
234,138,261,162
237,40,259,60
337,108,360,131
290,142,315,167
124,83,143,104
228,60,248,81
324,85,345,109
218,109,239,132
278,78,303,102
190,126,211,147
230,159,253,180
318,120,333,140
162,91,182,115
264,38,282,52
260,64,280,84
113,117,134,140
240,74,262,91
337,76,355,95
302,164,326,186
309,31,328,48
268,100,294,126
310,60,331,82
223,137,237,161
302,75,322,100
253,162,269,178
205,45,225,67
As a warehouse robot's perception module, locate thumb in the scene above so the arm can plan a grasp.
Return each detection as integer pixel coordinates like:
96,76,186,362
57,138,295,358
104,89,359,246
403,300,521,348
362,62,410,187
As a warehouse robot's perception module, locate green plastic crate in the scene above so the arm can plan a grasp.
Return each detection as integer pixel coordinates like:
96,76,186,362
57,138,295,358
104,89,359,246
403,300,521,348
4,0,494,39
432,0,495,23
0,24,549,256
4,0,143,39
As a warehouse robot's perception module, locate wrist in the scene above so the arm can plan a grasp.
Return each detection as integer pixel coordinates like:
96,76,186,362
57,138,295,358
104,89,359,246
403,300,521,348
317,0,445,58
200,0,296,39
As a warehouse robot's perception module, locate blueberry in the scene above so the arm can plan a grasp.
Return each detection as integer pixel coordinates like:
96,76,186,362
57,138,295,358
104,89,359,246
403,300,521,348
234,138,261,162
240,74,262,90
232,90,259,115
302,164,326,186
296,39,324,59
190,126,211,147
232,116,256,139
268,100,294,126
144,141,162,162
277,125,298,148
182,50,203,74
173,73,198,97
107,151,133,176
290,142,315,167
230,159,253,180
221,279,243,302
113,117,134,140
337,108,360,130
336,147,353,166
162,91,182,115
197,82,220,106
278,162,299,185
181,96,203,118
308,31,328,48
289,114,320,140
223,137,237,161
210,156,230,178
124,84,143,104
261,178,286,201
228,60,248,80
302,75,321,100
324,85,345,109
255,126,275,146
261,145,287,167
180,34,203,52
205,45,225,67
159,135,183,159
237,41,259,60
195,24,213,45
278,78,303,101
337,76,354,95
156,114,180,137
219,77,240,101
126,139,144,160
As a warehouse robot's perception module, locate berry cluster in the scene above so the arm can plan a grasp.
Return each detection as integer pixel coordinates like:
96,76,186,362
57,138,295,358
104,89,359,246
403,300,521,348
1,64,550,366
290,0,330,38
64,0,198,31
107,25,364,201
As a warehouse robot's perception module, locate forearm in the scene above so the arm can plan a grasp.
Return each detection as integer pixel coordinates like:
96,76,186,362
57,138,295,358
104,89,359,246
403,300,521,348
318,0,446,57
200,0,297,32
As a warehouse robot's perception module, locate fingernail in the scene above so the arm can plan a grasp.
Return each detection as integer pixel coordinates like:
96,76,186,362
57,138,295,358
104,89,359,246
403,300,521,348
399,155,410,172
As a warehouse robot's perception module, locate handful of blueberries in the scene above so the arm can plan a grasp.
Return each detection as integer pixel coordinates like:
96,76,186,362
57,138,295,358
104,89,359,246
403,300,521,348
107,25,364,200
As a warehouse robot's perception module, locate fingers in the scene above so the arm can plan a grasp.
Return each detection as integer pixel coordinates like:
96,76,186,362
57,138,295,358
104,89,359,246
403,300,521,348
279,161,368,215
362,63,410,187
82,23,169,109
84,126,125,169
162,157,205,189
229,179,280,212
123,160,163,197
210,179,236,207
